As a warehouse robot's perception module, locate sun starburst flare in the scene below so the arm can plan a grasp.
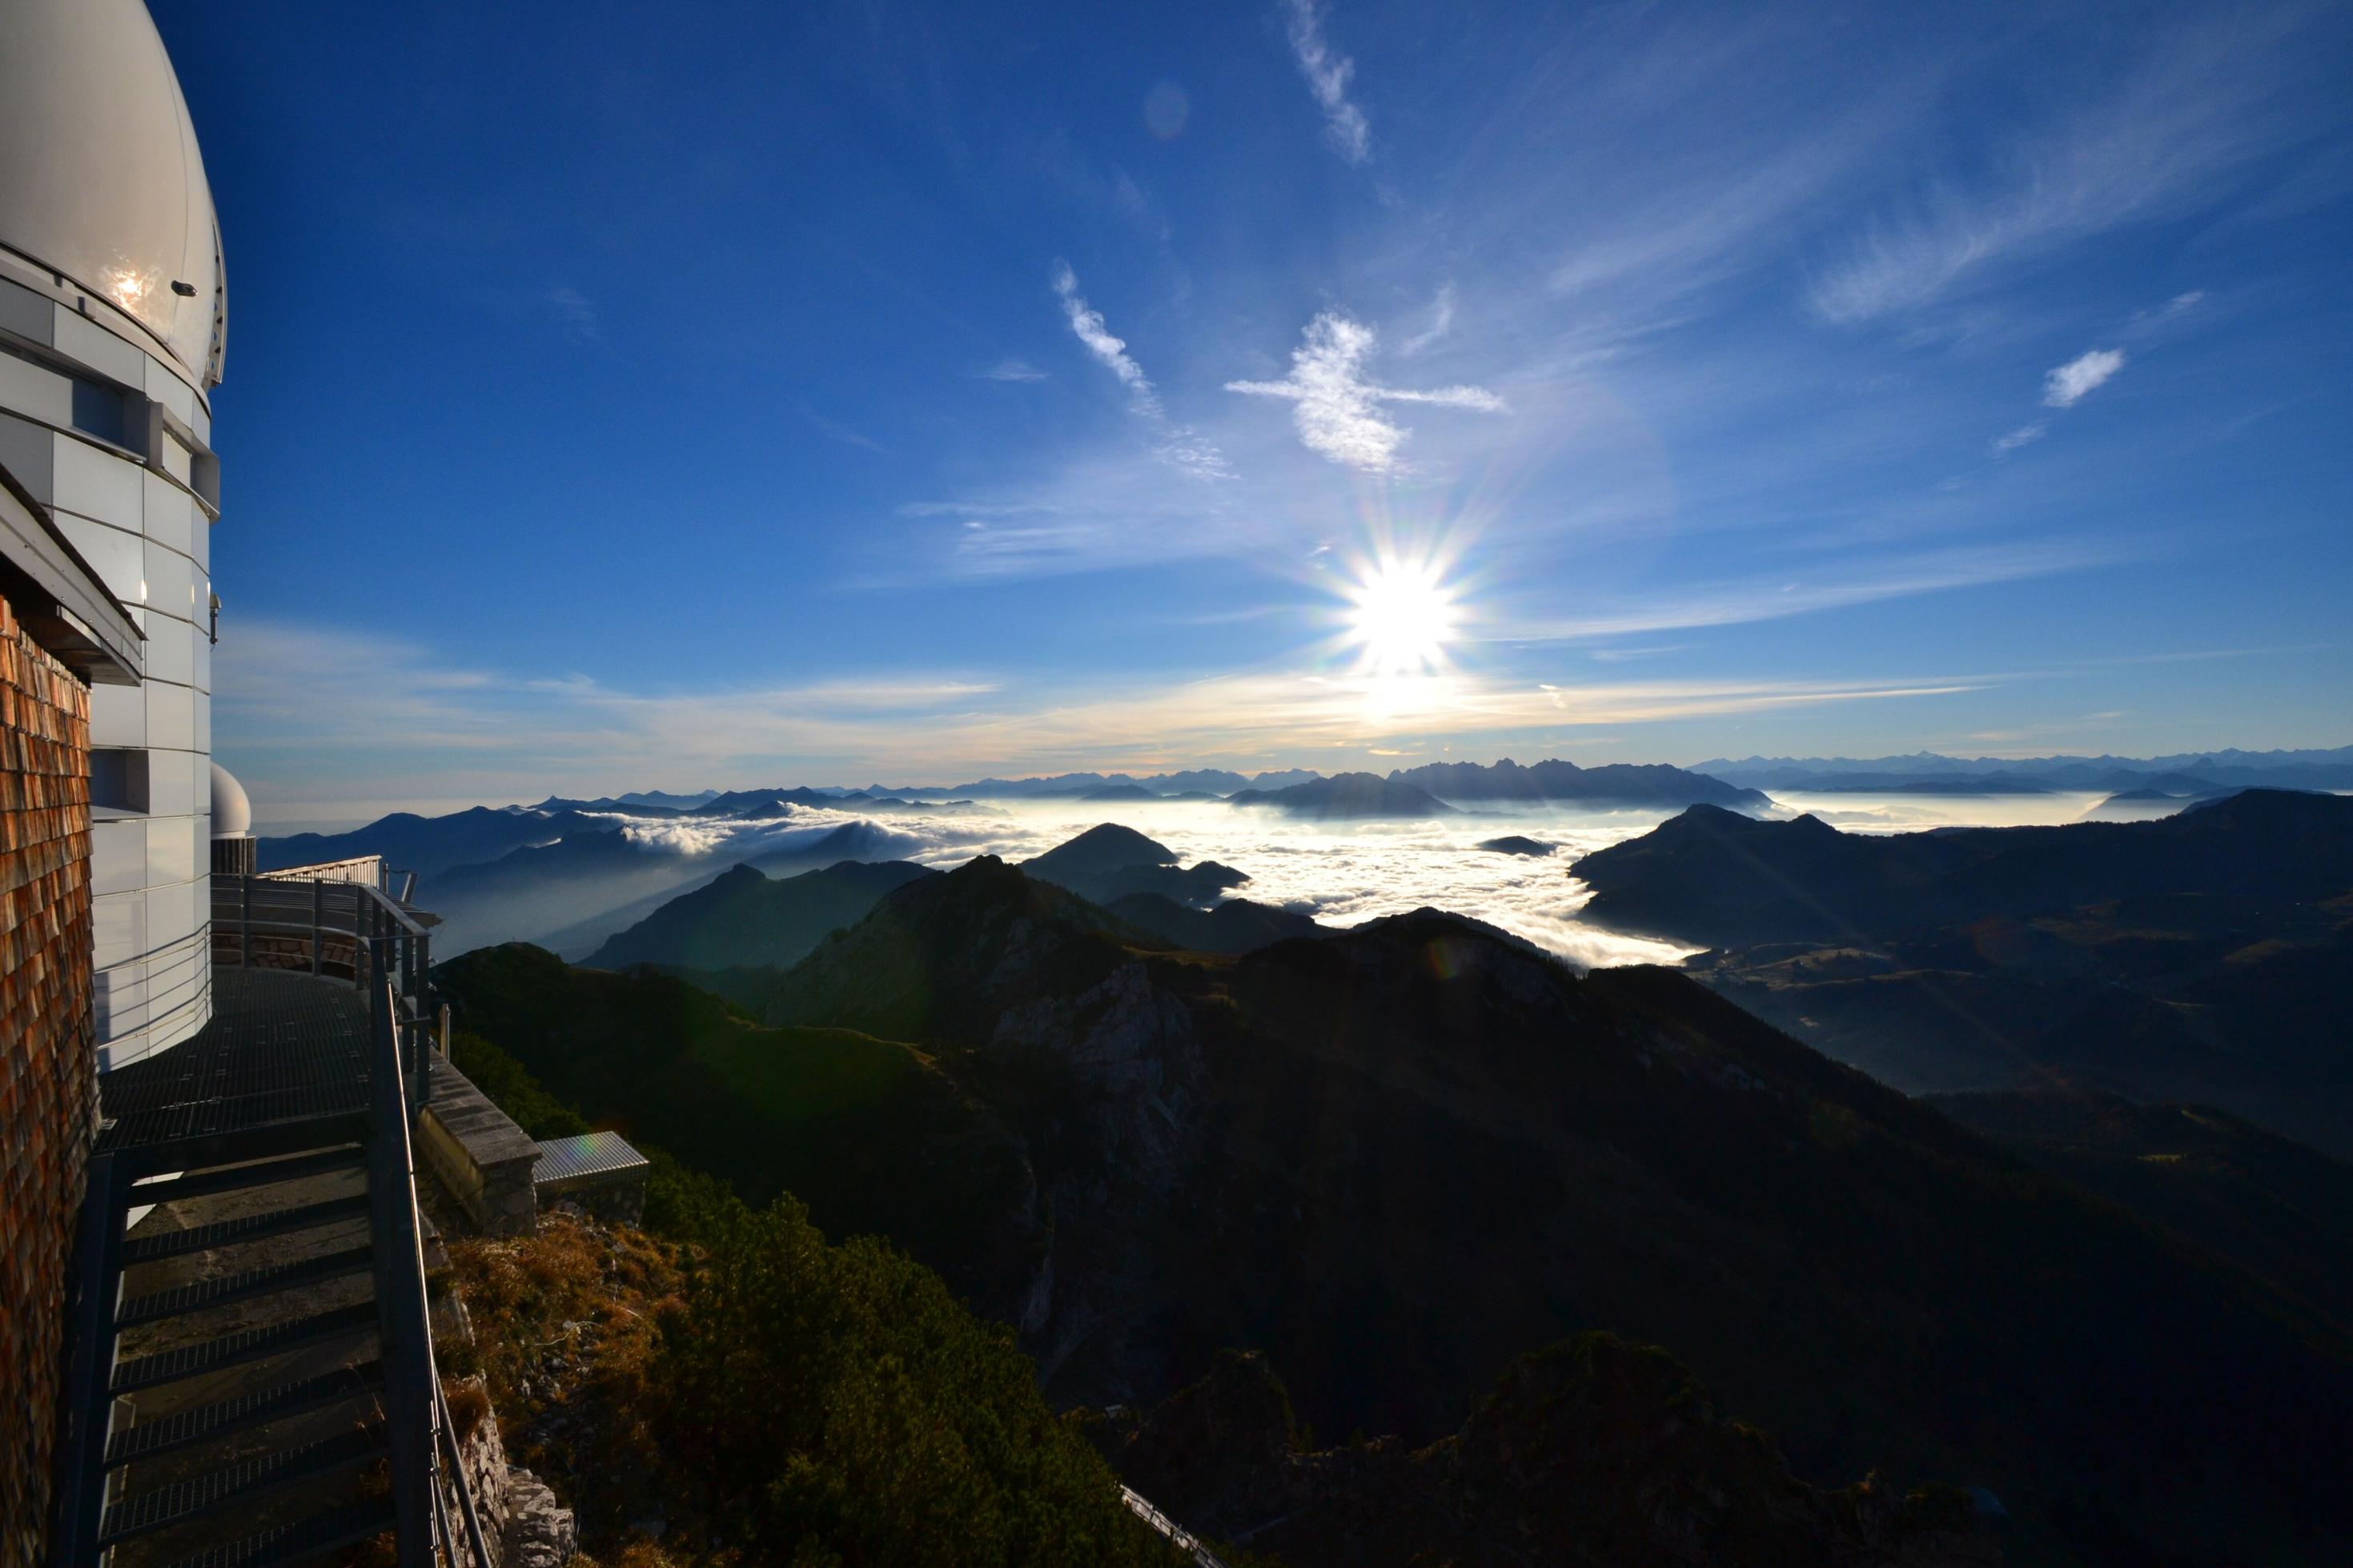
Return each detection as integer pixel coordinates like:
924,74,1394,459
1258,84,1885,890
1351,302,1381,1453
1347,555,1459,676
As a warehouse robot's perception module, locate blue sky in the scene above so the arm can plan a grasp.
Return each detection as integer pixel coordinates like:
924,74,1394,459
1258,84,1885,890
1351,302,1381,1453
152,0,2353,817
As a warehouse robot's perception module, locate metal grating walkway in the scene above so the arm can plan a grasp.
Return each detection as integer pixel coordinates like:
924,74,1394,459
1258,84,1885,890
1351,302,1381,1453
99,971,375,1157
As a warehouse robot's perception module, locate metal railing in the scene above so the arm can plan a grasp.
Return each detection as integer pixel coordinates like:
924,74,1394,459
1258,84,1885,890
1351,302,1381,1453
215,871,436,1107
367,945,492,1568
1122,1486,1231,1568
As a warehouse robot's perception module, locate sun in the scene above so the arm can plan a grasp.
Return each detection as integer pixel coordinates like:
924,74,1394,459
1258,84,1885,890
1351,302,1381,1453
1347,556,1458,675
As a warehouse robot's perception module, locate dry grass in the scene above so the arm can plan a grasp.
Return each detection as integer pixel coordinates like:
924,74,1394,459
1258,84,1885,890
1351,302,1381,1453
440,1211,686,1554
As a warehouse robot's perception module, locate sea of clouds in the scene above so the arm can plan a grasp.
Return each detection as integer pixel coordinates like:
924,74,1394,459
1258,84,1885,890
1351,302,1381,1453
560,788,2126,968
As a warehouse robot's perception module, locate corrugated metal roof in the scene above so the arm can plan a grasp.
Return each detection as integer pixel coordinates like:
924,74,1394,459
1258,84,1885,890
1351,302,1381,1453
533,1130,650,1190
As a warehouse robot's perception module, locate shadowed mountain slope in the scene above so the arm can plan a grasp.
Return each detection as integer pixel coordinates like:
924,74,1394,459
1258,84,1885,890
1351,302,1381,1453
1931,1080,2353,1335
436,942,1046,1318
1569,789,2353,948
585,858,935,971
1085,1341,2000,1568
1577,792,2353,1154
1021,822,1249,907
729,855,2353,1563
1102,892,1326,953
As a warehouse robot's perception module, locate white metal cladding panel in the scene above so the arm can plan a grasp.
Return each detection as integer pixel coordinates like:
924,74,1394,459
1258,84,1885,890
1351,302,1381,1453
50,307,145,388
93,886,143,970
0,347,70,423
145,678,195,750
90,817,145,895
143,535,193,612
143,610,192,684
143,469,192,554
534,1131,652,1187
50,509,143,603
147,877,197,947
90,680,143,746
51,428,141,524
148,746,199,816
143,353,195,426
145,813,199,885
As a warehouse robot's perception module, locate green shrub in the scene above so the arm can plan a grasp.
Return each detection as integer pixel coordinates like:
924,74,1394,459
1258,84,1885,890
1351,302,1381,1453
654,1196,1176,1566
448,1030,590,1139
446,1011,1170,1565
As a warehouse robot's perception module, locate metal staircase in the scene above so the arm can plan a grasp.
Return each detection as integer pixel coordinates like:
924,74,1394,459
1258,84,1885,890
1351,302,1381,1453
52,901,490,1568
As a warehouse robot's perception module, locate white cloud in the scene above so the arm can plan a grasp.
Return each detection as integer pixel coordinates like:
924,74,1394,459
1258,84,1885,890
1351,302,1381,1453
1053,262,1158,413
1051,263,1231,479
975,357,1047,382
2043,347,2125,407
1992,423,2048,454
1227,311,1504,471
1280,0,1371,164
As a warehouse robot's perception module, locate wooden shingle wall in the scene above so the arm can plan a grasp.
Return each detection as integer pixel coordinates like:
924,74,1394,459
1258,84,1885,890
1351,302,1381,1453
0,592,95,1568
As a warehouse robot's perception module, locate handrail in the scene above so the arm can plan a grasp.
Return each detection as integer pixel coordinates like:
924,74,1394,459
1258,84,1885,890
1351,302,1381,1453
1121,1486,1231,1568
366,951,497,1568
367,960,440,1568
219,872,435,1107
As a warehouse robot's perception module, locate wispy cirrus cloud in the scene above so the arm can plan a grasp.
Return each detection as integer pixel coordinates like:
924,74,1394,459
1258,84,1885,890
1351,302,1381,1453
974,357,1047,382
1227,311,1504,471
1499,535,2123,643
1052,262,1232,479
541,285,599,343
799,402,888,454
2044,347,2126,407
1808,8,2322,323
1399,283,1456,355
1279,0,1370,164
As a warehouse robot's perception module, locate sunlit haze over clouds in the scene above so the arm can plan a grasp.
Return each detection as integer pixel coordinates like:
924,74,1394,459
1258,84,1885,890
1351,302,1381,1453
156,0,2353,825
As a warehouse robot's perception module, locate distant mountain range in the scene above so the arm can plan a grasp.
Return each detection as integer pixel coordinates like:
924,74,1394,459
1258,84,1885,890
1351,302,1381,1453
1389,758,1768,808
1228,772,1458,819
1692,744,2353,792
504,755,1770,810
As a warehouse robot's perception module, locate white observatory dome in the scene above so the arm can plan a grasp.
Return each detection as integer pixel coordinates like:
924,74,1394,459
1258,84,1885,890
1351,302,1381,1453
210,762,252,840
0,0,226,385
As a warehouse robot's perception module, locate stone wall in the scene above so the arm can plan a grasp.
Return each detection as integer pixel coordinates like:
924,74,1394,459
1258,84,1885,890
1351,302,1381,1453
0,593,94,1568
445,1375,577,1568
